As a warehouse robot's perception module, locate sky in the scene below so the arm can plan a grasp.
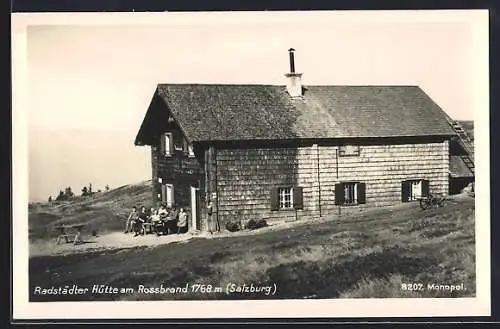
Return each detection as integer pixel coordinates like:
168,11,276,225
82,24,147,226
23,11,487,202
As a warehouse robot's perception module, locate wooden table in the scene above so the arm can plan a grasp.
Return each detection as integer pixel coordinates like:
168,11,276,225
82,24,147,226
54,224,86,245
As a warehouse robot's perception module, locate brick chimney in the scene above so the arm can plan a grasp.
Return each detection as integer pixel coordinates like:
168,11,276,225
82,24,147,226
284,48,303,98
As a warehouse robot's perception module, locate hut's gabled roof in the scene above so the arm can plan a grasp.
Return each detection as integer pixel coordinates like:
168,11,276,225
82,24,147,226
135,84,457,145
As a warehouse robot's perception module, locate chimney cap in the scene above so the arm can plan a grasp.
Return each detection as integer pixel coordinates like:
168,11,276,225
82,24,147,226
288,48,295,52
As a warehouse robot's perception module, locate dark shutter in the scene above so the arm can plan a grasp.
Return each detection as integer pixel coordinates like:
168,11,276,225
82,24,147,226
422,180,430,197
161,184,166,202
357,183,366,204
168,133,174,155
170,185,175,207
401,180,410,202
335,183,344,205
270,188,279,211
293,187,303,210
160,133,166,155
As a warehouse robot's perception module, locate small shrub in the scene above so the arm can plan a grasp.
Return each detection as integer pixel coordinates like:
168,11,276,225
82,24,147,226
246,219,268,230
245,219,257,229
256,219,268,228
225,221,240,232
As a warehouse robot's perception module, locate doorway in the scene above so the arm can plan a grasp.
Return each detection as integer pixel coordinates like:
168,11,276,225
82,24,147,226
190,186,201,231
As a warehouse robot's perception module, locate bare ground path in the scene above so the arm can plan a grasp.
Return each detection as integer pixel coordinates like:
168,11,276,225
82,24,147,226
29,212,342,257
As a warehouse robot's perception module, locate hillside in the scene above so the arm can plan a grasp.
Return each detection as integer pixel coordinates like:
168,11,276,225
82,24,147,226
29,180,152,241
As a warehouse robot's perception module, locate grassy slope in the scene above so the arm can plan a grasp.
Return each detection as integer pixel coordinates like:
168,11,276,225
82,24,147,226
29,194,475,301
29,180,153,240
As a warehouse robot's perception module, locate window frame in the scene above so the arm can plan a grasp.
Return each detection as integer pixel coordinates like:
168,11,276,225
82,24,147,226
278,187,294,210
409,180,423,201
187,143,196,158
161,183,175,207
402,179,429,202
173,133,184,151
335,181,366,206
343,182,358,205
163,132,173,157
270,186,303,211
338,145,361,157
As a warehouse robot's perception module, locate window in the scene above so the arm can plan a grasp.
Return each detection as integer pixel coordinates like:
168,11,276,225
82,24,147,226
161,133,173,157
161,184,174,207
335,182,366,205
410,180,422,200
173,132,184,151
401,179,429,202
339,145,360,157
279,187,293,209
344,183,358,205
270,186,303,211
187,144,195,157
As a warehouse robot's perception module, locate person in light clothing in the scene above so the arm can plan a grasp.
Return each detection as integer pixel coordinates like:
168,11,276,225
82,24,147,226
150,208,159,223
177,208,188,234
154,203,168,235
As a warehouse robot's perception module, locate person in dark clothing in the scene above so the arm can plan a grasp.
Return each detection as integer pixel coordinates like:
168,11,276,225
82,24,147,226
166,206,179,235
124,206,138,233
133,206,149,236
138,206,149,220
155,203,169,235
177,208,188,234
132,216,144,236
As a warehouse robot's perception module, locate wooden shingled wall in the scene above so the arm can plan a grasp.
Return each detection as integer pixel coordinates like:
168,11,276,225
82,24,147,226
214,140,449,227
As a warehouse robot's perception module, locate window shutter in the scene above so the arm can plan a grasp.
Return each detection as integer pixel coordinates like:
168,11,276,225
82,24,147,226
160,134,166,155
161,184,166,202
169,134,174,154
183,138,188,153
422,180,430,197
334,183,344,205
169,185,175,207
357,183,366,204
401,180,410,202
270,188,279,211
293,187,303,210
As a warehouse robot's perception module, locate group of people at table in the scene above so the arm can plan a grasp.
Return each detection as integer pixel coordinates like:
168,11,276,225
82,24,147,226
124,204,188,236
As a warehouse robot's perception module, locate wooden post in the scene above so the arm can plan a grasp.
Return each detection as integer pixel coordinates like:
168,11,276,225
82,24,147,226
207,146,219,232
335,147,339,179
151,145,159,208
316,144,322,217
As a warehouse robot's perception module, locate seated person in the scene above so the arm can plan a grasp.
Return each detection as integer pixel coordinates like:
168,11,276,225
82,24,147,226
124,206,138,233
155,203,169,235
157,204,168,219
150,208,159,222
149,208,159,233
138,206,149,222
132,216,145,236
136,205,151,235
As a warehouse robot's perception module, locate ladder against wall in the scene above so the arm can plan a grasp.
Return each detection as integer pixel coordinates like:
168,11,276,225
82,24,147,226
444,114,475,175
